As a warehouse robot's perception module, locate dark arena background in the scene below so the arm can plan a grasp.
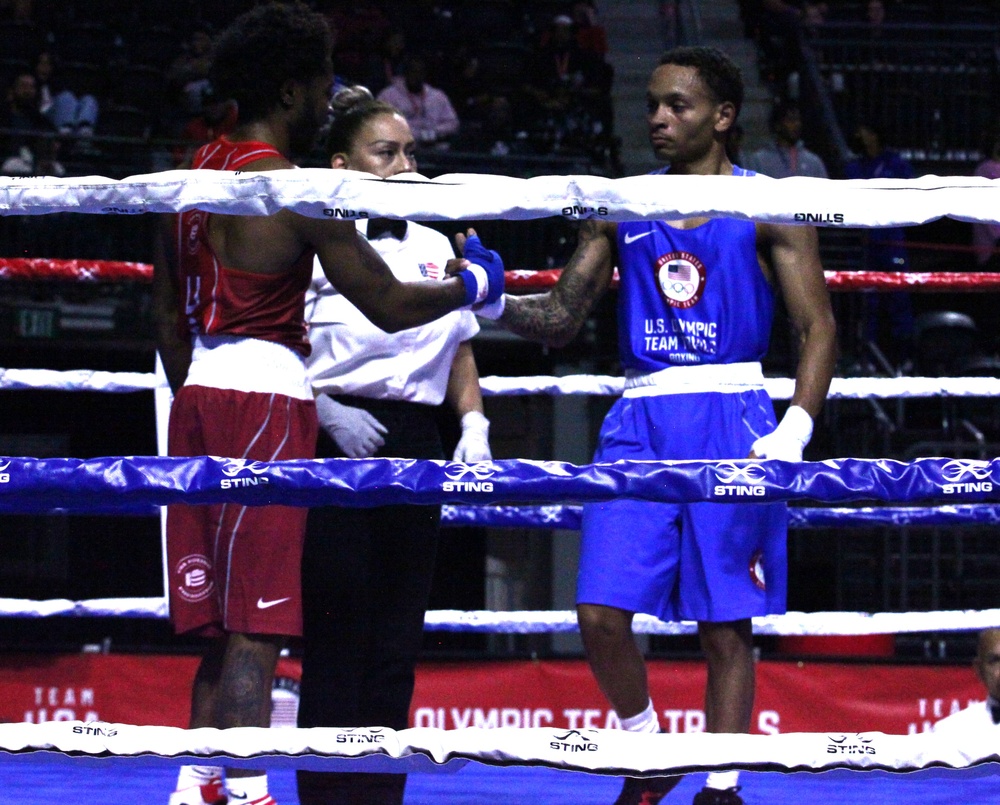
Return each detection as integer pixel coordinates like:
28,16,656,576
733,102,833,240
1,1,1000,803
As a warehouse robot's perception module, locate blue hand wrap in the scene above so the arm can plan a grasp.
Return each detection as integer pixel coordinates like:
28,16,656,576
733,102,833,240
461,235,505,303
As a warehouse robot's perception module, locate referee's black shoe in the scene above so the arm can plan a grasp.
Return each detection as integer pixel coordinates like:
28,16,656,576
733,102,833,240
613,775,681,804
692,786,743,804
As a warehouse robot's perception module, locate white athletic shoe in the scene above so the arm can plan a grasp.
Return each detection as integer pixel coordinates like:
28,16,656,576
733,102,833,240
226,795,276,805
167,778,227,805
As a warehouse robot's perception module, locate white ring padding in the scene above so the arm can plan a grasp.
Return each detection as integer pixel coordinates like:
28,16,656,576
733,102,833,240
424,609,1000,635
480,376,1000,399
1,171,999,226
1,720,996,776
0,597,168,618
6,368,1000,400
3,596,998,635
0,368,162,392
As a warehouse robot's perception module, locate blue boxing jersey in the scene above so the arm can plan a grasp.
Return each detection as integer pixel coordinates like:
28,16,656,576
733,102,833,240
616,166,774,372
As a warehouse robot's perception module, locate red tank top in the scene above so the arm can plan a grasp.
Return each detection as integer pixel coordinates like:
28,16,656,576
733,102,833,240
176,137,314,356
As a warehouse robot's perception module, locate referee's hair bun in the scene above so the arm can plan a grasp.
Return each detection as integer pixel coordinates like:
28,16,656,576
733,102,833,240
331,85,375,117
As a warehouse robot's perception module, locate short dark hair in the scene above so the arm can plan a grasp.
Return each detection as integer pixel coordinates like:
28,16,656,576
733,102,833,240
659,46,743,119
769,98,800,130
211,1,332,123
325,85,400,156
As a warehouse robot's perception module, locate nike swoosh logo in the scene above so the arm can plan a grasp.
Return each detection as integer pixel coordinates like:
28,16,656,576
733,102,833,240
623,230,653,245
256,597,291,609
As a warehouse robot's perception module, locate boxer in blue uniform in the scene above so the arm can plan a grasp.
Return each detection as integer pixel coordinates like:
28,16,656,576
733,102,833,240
483,47,837,805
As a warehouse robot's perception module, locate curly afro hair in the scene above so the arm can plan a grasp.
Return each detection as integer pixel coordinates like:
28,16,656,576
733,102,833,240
211,1,332,123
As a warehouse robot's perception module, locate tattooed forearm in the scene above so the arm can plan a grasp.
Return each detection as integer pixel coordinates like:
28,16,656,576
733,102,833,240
502,293,582,346
500,223,614,346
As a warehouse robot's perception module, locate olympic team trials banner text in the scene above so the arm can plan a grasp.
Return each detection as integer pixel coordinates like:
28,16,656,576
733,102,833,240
3,654,981,737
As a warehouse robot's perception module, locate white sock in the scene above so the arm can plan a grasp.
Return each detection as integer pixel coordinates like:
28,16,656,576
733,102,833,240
619,699,659,734
705,770,740,790
226,774,268,803
175,765,223,790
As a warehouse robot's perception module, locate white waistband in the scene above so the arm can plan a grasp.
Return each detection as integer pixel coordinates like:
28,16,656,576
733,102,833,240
185,334,311,400
623,362,765,398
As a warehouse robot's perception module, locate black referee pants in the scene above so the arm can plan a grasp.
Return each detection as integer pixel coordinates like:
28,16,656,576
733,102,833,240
298,397,444,805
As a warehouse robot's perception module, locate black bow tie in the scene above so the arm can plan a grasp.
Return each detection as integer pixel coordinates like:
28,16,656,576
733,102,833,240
991,700,1000,724
366,218,407,241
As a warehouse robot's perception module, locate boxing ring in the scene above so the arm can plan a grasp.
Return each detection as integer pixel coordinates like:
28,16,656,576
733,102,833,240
2,171,1000,803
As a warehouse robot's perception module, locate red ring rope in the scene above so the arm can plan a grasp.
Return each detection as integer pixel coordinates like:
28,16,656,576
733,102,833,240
3,258,1000,292
0,259,152,282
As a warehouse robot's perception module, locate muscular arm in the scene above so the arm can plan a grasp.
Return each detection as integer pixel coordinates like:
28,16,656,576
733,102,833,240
209,158,471,334
151,213,191,394
297,215,469,333
500,220,616,347
445,340,485,418
760,222,837,418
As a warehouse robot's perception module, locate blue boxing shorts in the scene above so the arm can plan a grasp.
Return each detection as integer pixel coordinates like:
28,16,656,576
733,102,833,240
577,390,787,623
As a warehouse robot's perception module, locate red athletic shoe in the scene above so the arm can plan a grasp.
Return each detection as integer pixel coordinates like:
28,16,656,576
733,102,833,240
168,777,227,805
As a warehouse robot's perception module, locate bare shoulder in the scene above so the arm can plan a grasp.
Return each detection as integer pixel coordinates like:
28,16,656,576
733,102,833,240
239,155,296,172
582,218,618,243
755,220,819,252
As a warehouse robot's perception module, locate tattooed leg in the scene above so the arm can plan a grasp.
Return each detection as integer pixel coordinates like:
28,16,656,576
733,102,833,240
213,632,284,780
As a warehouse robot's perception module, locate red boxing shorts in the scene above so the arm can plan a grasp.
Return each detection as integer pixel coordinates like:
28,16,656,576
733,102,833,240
167,384,318,637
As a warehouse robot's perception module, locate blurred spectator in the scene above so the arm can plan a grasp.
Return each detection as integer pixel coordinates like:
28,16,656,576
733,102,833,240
452,95,531,157
327,0,392,86
753,0,806,82
166,25,214,120
34,51,99,140
746,99,828,177
865,0,886,32
845,121,916,362
971,131,1000,269
1,70,63,175
172,86,238,166
378,29,408,93
571,1,608,58
376,54,459,146
440,43,492,126
523,13,613,154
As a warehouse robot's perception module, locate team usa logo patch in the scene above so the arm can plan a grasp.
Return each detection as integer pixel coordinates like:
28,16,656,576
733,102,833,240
185,211,205,255
655,251,706,309
174,553,215,603
749,550,767,591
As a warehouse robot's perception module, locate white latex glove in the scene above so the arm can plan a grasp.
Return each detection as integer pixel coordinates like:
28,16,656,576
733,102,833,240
452,410,492,462
750,404,813,461
315,393,387,458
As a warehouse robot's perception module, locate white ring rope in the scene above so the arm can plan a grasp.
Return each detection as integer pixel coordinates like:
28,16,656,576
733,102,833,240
5,172,1000,780
0,368,162,392
2,597,997,637
2,718,995,776
5,369,1000,399
2,171,1000,226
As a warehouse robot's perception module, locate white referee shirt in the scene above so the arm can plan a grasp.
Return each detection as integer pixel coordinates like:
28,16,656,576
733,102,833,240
305,219,479,405
933,698,999,737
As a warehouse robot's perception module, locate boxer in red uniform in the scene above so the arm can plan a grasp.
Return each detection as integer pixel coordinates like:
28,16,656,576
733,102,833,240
153,5,504,805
